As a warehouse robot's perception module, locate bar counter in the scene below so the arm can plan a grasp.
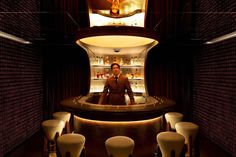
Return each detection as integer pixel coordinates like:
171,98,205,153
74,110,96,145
61,94,175,157
61,94,175,121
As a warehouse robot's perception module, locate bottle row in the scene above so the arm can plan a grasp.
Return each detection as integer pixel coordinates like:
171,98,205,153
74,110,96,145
90,56,144,66
91,68,143,79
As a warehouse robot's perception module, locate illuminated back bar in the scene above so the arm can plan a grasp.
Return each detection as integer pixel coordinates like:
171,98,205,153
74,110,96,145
75,0,158,104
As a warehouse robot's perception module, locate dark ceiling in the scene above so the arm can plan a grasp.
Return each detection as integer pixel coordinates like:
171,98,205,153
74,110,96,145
39,0,197,45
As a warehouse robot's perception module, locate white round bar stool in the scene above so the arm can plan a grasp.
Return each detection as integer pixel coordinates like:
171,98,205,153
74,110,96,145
165,112,183,131
57,133,86,157
175,122,199,157
53,111,71,133
156,131,185,157
105,136,135,157
41,119,65,157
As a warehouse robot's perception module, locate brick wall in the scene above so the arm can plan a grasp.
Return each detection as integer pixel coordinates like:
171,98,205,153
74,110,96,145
193,0,236,156
0,0,42,156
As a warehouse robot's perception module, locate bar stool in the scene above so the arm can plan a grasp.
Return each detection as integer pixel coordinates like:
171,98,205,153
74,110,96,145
164,112,183,131
156,131,185,157
53,111,71,133
175,122,199,157
57,133,86,157
105,136,135,157
41,119,65,157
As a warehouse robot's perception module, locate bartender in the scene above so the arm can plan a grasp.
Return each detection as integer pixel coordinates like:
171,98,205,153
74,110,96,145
98,63,135,105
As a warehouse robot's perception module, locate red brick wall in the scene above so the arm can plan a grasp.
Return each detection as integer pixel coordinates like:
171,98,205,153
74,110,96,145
193,0,236,156
0,0,42,156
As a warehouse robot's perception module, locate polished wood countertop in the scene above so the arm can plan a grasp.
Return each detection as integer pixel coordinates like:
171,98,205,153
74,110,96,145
61,95,175,112
61,94,175,121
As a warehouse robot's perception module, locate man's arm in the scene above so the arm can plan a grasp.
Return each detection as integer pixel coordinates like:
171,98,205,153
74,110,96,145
98,79,109,104
125,77,135,105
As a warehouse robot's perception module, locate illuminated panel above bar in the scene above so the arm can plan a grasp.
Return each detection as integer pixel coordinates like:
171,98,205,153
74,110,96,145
89,12,145,27
87,0,148,27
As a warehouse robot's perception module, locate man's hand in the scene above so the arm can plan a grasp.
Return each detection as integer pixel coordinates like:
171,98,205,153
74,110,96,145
129,101,136,105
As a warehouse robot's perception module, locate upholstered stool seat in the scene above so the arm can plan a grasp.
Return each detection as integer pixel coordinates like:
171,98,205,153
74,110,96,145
105,136,134,157
41,119,65,157
175,122,199,157
156,131,185,157
57,133,86,157
165,112,183,131
42,119,65,141
53,111,71,133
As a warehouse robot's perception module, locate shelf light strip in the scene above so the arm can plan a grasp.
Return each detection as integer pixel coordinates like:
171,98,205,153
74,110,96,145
0,30,31,44
205,31,236,44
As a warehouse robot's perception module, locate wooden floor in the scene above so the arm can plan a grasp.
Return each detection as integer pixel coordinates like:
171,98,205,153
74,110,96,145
5,130,231,157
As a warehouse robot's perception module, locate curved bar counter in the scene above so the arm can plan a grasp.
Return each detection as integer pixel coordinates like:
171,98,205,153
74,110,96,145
61,94,175,121
61,94,175,157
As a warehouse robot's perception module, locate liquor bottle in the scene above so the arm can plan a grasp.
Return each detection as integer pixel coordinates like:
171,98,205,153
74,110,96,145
96,71,100,79
135,69,138,78
120,58,123,65
130,57,133,65
110,0,120,17
104,56,109,65
113,56,117,63
100,57,104,65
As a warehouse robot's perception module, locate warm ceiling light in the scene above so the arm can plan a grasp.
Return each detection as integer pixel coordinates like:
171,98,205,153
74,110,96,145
205,31,236,44
0,31,31,44
78,35,157,48
75,26,159,55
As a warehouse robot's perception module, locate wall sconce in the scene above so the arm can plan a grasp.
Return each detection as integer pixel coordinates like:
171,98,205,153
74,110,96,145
205,31,236,44
0,30,31,44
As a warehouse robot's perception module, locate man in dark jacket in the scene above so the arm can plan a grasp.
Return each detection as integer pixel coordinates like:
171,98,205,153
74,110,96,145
98,63,135,105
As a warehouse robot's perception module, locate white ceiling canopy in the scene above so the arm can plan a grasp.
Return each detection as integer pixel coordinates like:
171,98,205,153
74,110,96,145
78,35,156,48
